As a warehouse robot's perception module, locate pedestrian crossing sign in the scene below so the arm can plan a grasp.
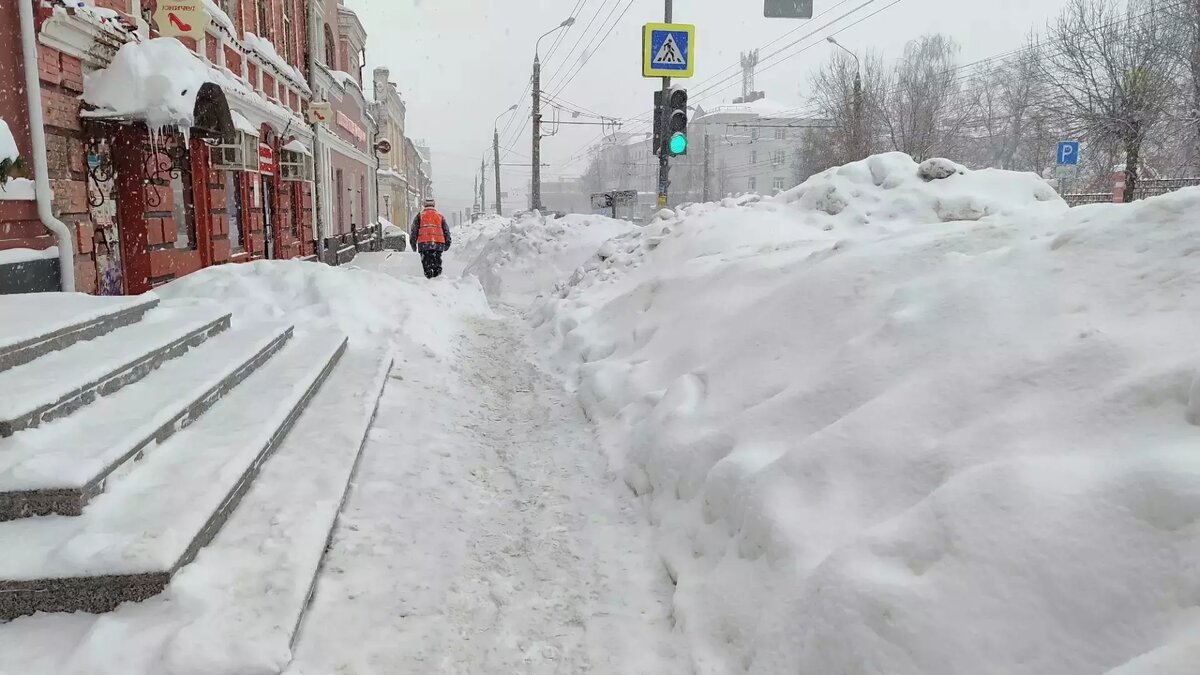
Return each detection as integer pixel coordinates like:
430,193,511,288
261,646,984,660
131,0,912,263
643,23,695,78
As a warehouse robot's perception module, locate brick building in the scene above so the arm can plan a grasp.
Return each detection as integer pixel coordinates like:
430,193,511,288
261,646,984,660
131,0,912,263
0,0,389,295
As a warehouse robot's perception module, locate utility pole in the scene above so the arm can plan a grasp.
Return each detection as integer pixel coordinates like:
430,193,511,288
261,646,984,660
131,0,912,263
480,157,487,213
656,0,673,210
494,128,503,215
531,59,542,212
703,132,712,202
531,18,575,213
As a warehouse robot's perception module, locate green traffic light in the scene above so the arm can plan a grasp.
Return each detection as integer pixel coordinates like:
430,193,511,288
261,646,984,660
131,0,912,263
669,132,688,155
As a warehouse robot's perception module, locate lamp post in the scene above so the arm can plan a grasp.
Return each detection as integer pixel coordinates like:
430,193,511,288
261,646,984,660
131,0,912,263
532,16,576,212
494,104,518,216
827,37,864,159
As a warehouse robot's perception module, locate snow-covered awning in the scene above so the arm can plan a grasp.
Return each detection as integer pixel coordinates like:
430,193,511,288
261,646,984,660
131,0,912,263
81,38,235,141
229,111,259,137
282,139,311,156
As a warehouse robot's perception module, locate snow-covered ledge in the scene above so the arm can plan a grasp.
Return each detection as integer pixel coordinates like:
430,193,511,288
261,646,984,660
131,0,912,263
0,179,36,202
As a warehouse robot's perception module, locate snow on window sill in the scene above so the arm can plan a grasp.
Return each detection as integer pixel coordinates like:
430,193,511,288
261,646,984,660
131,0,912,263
0,179,36,201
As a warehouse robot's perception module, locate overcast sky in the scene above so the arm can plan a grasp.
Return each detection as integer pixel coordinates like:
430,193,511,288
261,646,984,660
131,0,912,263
347,0,1074,215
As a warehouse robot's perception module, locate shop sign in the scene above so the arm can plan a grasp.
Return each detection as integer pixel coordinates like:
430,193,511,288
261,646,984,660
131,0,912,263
154,0,207,41
336,111,368,145
259,142,274,174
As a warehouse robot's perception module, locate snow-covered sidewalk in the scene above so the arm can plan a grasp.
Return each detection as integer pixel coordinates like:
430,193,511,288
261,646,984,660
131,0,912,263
288,309,685,674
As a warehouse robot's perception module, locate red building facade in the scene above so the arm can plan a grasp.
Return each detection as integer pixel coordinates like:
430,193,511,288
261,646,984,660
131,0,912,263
0,0,329,295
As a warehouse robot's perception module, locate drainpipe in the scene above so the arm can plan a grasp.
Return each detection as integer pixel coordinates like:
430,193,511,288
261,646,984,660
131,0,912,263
19,0,75,292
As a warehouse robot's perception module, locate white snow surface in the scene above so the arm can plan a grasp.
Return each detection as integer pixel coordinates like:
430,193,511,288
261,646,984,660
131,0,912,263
287,259,684,673
82,38,214,132
199,0,235,33
0,246,56,266
513,153,1200,674
462,212,636,302
243,33,310,94
0,118,19,164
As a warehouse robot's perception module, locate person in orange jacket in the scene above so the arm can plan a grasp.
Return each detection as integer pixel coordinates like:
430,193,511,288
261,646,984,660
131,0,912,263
409,198,452,279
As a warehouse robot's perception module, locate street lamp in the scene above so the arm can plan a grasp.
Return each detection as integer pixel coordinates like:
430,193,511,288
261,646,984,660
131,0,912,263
827,37,865,159
532,16,576,211
494,104,518,215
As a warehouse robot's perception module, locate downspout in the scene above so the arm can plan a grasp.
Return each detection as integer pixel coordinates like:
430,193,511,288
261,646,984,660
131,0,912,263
19,0,75,292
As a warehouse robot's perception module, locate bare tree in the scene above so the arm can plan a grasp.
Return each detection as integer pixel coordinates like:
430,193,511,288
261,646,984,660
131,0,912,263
879,34,970,161
1040,0,1181,201
965,45,1048,170
809,51,887,164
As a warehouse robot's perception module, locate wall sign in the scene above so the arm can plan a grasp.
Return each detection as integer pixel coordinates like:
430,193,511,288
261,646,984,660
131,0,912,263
336,111,368,145
259,142,274,174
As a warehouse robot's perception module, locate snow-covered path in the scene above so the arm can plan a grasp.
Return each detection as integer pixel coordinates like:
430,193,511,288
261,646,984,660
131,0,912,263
288,305,684,674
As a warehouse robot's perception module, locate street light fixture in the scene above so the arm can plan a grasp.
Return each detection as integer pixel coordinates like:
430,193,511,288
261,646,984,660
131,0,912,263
532,16,576,212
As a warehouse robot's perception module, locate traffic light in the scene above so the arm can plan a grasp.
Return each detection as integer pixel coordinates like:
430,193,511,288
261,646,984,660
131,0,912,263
652,90,665,158
667,85,688,156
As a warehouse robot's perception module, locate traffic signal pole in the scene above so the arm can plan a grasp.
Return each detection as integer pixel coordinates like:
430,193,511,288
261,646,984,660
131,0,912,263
656,0,673,210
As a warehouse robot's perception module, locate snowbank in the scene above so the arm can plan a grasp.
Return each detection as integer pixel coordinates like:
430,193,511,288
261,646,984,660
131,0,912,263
157,259,489,357
0,118,19,164
530,154,1200,674
463,213,636,301
82,38,214,132
0,247,57,266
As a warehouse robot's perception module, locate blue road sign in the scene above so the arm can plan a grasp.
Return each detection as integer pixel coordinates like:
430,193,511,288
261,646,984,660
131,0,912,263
1057,141,1080,166
643,23,695,78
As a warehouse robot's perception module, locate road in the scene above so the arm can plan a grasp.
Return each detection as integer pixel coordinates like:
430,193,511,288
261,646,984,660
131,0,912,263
288,253,685,674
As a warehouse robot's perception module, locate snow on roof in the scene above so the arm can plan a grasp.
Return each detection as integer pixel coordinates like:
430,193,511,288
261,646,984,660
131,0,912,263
243,33,311,96
82,38,214,131
0,118,19,164
229,110,259,137
695,97,795,121
282,139,311,156
199,0,236,34
329,70,359,91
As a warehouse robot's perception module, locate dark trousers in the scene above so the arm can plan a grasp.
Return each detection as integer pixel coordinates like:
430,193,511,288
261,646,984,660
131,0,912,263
420,250,443,279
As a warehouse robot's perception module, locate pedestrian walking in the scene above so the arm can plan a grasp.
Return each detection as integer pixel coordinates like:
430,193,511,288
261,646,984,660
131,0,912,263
410,198,452,279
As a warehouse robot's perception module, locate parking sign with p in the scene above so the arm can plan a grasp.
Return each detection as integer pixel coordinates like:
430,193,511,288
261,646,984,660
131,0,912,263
1057,141,1080,166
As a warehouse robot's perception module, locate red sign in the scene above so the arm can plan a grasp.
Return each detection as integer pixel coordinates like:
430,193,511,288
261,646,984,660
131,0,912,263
336,111,368,145
259,143,274,173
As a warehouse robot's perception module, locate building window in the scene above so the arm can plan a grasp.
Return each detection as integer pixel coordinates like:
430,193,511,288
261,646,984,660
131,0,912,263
282,15,294,65
773,177,786,191
750,150,758,165
773,150,785,166
226,171,244,252
751,128,760,141
748,177,757,191
774,128,786,140
171,158,196,250
256,0,271,39
280,147,313,181
324,25,336,67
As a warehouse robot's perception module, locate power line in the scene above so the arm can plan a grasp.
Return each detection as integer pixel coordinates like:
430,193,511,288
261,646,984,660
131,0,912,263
549,0,638,100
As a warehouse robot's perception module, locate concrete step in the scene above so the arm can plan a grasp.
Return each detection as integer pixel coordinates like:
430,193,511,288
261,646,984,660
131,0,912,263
0,293,159,373
0,321,295,520
0,303,230,438
0,330,348,620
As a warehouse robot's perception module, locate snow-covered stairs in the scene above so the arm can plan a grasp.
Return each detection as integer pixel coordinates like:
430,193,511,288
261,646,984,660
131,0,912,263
0,293,388,627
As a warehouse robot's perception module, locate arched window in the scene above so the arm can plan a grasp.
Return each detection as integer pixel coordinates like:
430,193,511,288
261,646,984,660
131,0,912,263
324,25,336,68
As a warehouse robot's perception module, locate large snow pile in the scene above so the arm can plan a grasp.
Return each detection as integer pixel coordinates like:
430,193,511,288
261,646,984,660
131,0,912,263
158,259,489,356
82,38,214,132
530,153,1200,674
464,213,636,301
450,213,512,261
